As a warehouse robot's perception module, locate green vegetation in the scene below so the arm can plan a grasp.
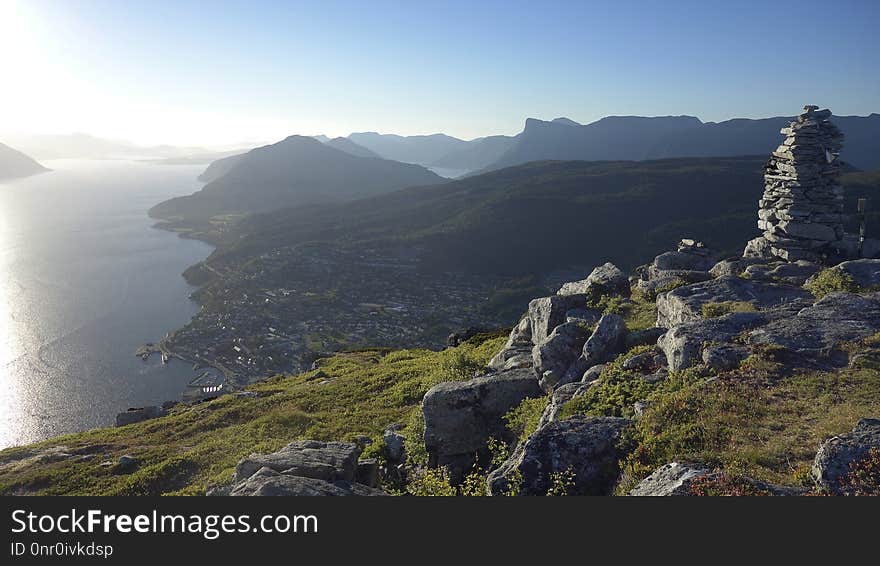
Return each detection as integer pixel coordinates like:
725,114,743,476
804,268,859,298
559,344,662,420
0,334,505,496
701,300,757,318
504,396,549,444
620,296,658,331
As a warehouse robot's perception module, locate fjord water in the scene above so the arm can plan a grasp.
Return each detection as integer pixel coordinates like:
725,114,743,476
0,160,212,449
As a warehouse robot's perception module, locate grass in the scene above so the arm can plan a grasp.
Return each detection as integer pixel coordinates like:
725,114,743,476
620,296,658,331
504,396,550,444
701,300,757,318
0,334,506,496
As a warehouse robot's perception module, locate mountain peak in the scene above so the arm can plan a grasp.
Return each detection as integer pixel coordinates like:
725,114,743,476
551,117,581,126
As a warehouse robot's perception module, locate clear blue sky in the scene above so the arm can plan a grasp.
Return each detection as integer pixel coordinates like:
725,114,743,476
2,0,878,145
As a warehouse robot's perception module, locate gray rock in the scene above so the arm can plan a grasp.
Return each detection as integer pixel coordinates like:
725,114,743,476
652,250,713,273
748,292,880,362
709,257,766,278
621,349,665,372
382,426,407,465
656,276,812,328
766,261,822,285
534,322,592,392
537,382,592,429
115,406,166,427
488,315,534,371
557,262,630,298
565,308,601,325
230,467,385,496
701,343,750,371
836,259,880,289
628,462,805,496
528,295,589,345
628,462,715,496
583,314,627,366
422,368,543,477
233,440,361,485
659,311,767,372
581,364,606,383
812,418,880,495
487,416,631,496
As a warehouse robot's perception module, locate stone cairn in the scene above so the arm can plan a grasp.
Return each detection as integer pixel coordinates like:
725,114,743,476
744,105,845,262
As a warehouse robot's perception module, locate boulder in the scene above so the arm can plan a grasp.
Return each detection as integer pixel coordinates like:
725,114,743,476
537,381,593,429
651,250,713,273
628,462,715,496
581,364,606,383
659,311,767,372
701,343,750,371
557,262,630,298
836,259,880,289
628,462,805,496
488,315,534,371
528,295,589,345
446,326,490,348
422,368,543,477
656,276,812,328
625,327,667,350
709,257,767,278
748,292,880,362
812,418,880,495
558,314,627,388
230,467,385,496
487,416,631,496
382,425,407,465
233,440,361,485
533,322,592,391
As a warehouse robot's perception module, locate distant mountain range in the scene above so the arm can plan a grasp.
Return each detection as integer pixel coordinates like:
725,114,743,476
332,112,880,175
151,135,443,226
0,142,49,181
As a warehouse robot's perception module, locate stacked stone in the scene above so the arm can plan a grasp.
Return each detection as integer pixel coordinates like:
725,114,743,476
745,105,845,262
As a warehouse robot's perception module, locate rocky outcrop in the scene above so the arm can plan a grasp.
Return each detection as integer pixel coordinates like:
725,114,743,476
533,322,592,391
528,295,590,344
747,292,880,362
422,368,543,477
558,314,627,388
628,462,715,496
557,262,630,298
536,381,593,429
488,315,534,371
658,311,767,372
221,440,384,496
487,416,631,496
834,259,880,289
812,418,880,495
656,276,811,328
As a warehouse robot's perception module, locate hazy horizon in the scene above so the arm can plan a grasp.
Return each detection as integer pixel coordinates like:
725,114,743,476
1,0,877,147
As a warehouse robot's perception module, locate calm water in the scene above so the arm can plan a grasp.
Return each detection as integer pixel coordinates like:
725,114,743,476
0,160,213,449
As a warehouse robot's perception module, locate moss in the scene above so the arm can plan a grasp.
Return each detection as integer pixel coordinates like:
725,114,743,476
701,300,757,318
0,334,506,495
804,268,859,298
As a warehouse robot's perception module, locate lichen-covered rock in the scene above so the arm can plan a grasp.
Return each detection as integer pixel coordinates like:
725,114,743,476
659,311,767,371
835,259,880,289
748,292,880,362
528,295,589,344
422,368,543,477
230,467,385,496
701,343,750,371
628,462,715,496
488,315,534,371
534,322,592,391
559,314,627,388
812,418,880,495
487,416,631,496
557,262,630,298
537,381,593,429
656,276,811,328
233,440,361,485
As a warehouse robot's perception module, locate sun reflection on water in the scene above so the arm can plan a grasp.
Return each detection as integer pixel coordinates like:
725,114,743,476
0,196,24,449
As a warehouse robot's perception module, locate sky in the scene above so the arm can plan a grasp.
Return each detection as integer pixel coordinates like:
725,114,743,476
0,0,878,147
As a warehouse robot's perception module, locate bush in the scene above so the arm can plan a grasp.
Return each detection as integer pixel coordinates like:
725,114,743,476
504,396,549,443
840,447,880,496
805,268,859,298
440,349,484,382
